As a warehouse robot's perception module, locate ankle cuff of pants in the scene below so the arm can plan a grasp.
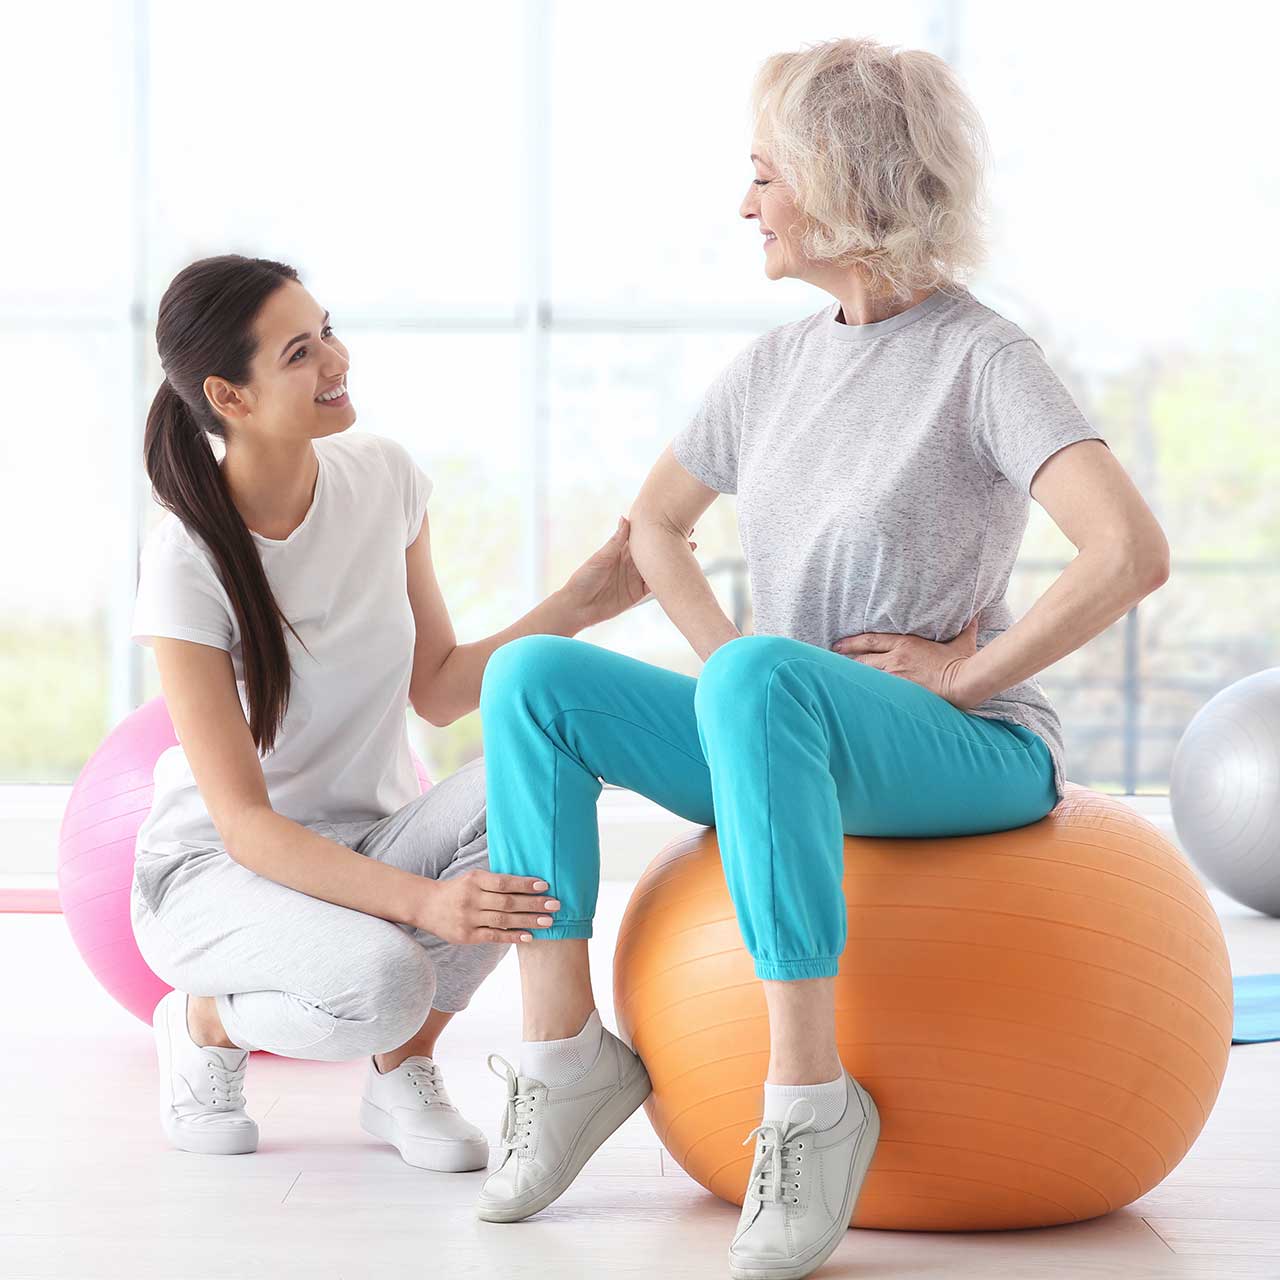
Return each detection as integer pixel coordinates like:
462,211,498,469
754,956,840,981
531,920,593,941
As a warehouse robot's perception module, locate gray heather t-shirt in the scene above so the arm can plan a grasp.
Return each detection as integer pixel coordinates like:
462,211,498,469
671,284,1109,802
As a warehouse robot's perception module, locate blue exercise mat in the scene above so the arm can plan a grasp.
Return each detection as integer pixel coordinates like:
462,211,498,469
1232,974,1280,1044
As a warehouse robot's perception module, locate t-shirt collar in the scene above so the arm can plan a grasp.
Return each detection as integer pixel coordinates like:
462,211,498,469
823,285,960,344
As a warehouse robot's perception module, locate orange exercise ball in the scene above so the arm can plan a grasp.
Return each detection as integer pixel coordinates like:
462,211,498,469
613,785,1232,1232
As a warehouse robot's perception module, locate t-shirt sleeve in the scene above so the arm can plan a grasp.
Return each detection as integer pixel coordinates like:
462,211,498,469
670,339,756,495
131,536,236,651
376,436,435,547
970,339,1110,495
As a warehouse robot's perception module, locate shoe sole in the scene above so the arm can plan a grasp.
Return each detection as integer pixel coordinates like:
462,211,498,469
476,1060,653,1223
728,1079,881,1280
154,993,258,1156
359,1098,490,1172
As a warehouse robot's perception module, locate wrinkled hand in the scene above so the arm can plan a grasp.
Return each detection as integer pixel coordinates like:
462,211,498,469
561,516,696,628
831,615,982,709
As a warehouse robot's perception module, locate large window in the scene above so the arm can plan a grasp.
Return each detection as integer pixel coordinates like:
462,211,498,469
4,0,1277,821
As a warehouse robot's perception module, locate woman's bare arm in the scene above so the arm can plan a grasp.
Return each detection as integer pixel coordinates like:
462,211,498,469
952,439,1170,705
149,637,550,944
627,444,741,662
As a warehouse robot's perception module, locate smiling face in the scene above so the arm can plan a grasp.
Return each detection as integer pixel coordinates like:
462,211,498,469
740,141,806,281
203,279,356,439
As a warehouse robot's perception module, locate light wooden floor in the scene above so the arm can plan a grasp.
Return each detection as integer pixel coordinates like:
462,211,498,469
3,880,1278,1279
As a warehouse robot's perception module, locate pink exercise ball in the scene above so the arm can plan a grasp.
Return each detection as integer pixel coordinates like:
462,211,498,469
57,695,432,1026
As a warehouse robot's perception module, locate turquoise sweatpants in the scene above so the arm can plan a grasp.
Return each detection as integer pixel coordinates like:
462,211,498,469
479,633,1058,981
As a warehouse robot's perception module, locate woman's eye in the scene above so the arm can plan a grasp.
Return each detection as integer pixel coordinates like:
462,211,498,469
290,325,335,362
753,178,772,186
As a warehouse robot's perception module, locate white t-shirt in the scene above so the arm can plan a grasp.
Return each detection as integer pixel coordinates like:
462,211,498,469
131,430,432,859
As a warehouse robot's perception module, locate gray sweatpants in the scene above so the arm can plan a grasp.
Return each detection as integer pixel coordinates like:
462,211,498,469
129,755,509,1061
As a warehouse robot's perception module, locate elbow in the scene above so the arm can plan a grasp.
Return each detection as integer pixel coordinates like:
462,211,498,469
411,696,454,729
220,804,271,865
1105,534,1169,597
411,684,462,728
1144,551,1171,592
1136,531,1171,593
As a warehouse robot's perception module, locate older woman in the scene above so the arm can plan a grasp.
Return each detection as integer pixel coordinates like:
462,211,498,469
476,36,1168,1279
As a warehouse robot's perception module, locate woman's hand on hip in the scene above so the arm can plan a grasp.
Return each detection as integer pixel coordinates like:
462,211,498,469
560,516,696,629
414,871,561,945
831,615,983,709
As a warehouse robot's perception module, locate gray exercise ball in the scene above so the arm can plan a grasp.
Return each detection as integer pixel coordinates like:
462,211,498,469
1169,667,1280,916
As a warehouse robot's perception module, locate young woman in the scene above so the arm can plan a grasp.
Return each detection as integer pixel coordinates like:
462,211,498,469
474,36,1170,1280
128,253,676,1169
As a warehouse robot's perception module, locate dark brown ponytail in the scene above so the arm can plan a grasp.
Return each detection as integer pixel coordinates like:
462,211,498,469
142,254,312,755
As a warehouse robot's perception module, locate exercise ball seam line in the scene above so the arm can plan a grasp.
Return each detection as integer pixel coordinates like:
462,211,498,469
616,907,740,955
627,894,1233,1023
860,1105,1161,1195
620,883,1230,1019
694,1123,1103,1217
57,830,148,875
631,959,1222,1121
656,1053,1172,1187
1193,719,1264,845
51,881,142,916
620,832,713,917
631,977,1205,1144
619,839,1228,968
59,779,161,836
61,766,158,807
1175,788,1275,880
844,1189,1057,1212
1042,833,1229,926
856,843,1226,940
622,851,1225,945
647,1036,1177,1178
57,846,148,886
692,1167,1082,1223
625,937,1229,1085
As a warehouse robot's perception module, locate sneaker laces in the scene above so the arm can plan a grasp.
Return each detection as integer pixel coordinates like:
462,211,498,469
741,1097,817,1206
488,1053,538,1154
404,1059,454,1110
204,1056,247,1110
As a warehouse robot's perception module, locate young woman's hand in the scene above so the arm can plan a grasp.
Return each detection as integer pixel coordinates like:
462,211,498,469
830,615,983,709
561,516,696,629
414,870,561,945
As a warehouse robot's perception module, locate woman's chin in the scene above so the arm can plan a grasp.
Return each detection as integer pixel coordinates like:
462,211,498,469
315,409,357,435
316,403,356,423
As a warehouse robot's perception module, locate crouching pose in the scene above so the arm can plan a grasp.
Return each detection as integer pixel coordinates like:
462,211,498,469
130,252,655,1169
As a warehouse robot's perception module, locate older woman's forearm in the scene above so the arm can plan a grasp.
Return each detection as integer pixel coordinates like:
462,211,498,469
628,517,741,662
959,546,1168,707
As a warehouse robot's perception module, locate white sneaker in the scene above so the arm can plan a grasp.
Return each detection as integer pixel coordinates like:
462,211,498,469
476,1026,652,1222
152,989,258,1155
359,1054,489,1172
728,1073,880,1280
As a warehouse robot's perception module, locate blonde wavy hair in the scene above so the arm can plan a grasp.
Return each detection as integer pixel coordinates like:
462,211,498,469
751,37,992,302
